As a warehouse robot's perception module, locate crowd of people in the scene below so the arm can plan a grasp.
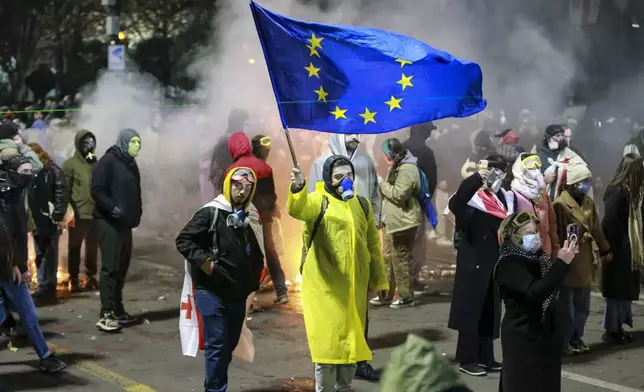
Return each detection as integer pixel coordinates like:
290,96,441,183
2,101,644,392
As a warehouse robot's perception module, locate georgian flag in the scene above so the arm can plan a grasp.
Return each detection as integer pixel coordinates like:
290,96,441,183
180,196,266,362
466,189,515,219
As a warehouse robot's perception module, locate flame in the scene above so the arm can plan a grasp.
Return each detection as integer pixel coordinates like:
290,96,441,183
27,233,71,290
294,273,302,292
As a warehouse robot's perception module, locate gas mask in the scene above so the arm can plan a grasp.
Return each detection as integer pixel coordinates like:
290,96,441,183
226,209,250,229
336,176,355,201
485,168,506,194
81,136,97,163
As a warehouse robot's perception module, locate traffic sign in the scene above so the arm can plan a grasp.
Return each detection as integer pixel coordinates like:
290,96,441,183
108,45,125,70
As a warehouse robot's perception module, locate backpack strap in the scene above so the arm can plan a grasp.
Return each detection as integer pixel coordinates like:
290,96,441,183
207,207,221,257
300,196,328,274
356,195,369,219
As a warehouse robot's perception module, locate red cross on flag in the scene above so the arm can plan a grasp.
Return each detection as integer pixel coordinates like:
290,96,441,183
180,262,204,357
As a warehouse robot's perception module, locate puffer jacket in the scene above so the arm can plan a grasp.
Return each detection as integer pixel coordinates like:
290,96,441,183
62,130,97,220
380,151,423,234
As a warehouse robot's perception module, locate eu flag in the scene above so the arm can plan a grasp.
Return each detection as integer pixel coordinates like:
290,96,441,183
250,1,487,135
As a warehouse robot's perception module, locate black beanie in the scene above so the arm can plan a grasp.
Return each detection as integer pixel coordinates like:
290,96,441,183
544,124,565,139
0,121,19,140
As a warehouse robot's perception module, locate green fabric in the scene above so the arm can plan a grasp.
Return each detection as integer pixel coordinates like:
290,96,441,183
380,162,423,234
62,130,96,219
380,334,467,392
0,139,43,170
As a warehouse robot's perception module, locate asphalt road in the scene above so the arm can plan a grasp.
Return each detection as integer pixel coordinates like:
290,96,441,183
1,236,644,392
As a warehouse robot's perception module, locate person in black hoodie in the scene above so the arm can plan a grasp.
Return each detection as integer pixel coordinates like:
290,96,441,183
176,167,264,392
402,122,438,292
92,129,142,333
27,143,68,298
209,109,250,196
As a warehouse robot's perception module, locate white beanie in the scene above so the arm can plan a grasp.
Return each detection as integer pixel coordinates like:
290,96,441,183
566,164,592,185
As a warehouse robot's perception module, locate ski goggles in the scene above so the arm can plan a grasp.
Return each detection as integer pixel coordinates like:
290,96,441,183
521,155,542,170
230,168,256,185
258,136,272,147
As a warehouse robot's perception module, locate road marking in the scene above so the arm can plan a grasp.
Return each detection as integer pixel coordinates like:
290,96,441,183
562,371,643,392
49,343,157,392
590,291,644,306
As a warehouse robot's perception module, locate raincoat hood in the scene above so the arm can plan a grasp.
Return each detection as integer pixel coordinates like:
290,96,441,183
328,133,359,160
381,334,468,392
227,132,253,161
511,154,545,200
222,166,257,210
116,128,140,156
322,154,354,198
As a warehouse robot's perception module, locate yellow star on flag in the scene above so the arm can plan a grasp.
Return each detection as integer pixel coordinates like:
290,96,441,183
330,106,347,120
306,45,321,58
395,59,412,68
304,62,320,78
359,108,377,124
397,73,414,90
307,33,324,50
385,95,403,111
314,86,328,102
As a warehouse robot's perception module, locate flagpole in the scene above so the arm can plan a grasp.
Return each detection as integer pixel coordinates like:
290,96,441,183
282,127,300,169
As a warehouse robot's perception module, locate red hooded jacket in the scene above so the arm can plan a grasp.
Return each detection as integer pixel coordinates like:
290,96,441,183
225,132,277,214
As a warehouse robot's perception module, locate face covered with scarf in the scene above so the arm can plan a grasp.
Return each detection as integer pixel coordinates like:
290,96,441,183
4,155,33,189
511,153,546,200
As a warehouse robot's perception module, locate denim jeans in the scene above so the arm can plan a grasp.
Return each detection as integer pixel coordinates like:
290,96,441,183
0,280,50,358
194,290,246,392
560,286,591,343
34,230,60,289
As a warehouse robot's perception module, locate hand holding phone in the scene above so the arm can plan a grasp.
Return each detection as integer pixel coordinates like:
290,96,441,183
566,223,579,244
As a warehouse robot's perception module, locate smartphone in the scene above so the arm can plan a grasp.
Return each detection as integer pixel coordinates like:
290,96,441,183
566,223,579,243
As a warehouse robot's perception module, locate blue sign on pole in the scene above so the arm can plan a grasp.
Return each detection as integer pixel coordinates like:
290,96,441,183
108,45,125,70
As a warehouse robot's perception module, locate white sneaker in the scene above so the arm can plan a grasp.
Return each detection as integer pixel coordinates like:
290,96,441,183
390,299,415,309
369,296,391,306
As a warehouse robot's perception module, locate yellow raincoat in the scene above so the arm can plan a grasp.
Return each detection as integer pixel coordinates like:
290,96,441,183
287,182,389,364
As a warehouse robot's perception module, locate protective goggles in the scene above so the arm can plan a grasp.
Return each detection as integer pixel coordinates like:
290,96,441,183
521,155,542,170
259,136,272,147
231,168,256,184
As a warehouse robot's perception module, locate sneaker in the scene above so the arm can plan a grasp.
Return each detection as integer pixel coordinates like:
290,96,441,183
620,329,634,343
601,331,626,345
480,361,502,372
274,294,289,305
116,312,138,326
40,353,66,373
354,362,380,383
390,299,415,309
577,339,591,353
96,312,122,333
84,278,99,291
369,296,391,306
32,286,56,299
562,343,575,356
459,363,487,377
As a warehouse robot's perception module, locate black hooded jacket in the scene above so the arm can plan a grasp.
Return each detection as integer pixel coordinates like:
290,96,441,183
91,146,142,228
402,123,438,195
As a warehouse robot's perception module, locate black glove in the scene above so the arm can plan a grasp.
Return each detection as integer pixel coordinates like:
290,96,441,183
111,206,122,219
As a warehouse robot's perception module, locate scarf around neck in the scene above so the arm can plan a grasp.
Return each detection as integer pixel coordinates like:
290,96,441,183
495,243,557,317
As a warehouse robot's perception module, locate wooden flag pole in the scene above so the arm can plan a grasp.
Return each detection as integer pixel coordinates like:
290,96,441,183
282,127,300,170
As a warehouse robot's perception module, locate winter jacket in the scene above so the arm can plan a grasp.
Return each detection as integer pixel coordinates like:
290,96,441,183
287,181,388,364
380,152,423,235
601,185,642,301
62,130,97,220
402,128,438,197
27,162,67,236
0,200,18,282
176,193,264,301
225,132,277,215
309,134,381,223
0,188,28,276
553,190,610,287
514,192,559,258
91,146,142,229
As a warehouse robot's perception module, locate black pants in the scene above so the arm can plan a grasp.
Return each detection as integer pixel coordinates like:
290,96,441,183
97,219,132,316
456,280,496,366
68,219,99,282
357,307,370,367
260,215,287,297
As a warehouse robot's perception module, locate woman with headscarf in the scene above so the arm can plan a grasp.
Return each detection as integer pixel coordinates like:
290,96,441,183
494,212,578,392
538,124,588,200
600,154,644,344
510,153,560,259
91,129,142,333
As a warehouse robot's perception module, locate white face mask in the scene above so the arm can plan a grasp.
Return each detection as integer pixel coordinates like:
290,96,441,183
548,139,559,150
522,234,541,253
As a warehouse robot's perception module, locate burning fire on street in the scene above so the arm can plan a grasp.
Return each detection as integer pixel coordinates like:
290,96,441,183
27,231,72,291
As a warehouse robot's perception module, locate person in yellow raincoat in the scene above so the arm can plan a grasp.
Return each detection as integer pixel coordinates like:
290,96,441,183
287,155,389,392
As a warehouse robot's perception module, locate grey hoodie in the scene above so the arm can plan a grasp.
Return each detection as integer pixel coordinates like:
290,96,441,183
308,134,381,223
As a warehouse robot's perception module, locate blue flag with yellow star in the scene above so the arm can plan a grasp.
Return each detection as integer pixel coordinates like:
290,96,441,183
250,2,487,134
